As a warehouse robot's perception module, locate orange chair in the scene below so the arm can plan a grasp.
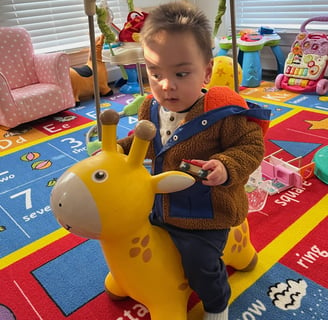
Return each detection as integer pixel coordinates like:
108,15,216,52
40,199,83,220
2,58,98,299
0,27,75,128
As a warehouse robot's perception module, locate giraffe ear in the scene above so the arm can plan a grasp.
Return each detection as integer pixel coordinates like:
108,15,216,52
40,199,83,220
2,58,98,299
152,171,195,193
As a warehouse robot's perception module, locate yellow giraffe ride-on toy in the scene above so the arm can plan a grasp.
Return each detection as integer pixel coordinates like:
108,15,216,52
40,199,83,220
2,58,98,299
50,109,258,320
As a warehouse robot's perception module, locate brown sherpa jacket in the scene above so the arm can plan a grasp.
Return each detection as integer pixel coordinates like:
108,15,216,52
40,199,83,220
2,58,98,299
118,86,269,230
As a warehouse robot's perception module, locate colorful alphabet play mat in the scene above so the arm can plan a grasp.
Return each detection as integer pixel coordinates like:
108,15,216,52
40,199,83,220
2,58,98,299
0,82,327,319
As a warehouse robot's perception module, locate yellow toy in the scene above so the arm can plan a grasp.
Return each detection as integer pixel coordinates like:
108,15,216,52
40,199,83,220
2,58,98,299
50,109,258,319
205,55,242,90
69,34,113,106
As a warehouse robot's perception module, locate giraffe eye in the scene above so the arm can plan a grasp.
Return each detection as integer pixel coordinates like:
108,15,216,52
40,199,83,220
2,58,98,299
92,170,108,183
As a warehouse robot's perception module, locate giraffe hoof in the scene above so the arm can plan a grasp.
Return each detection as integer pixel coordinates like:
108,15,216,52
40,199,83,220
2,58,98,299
239,253,258,272
105,288,129,301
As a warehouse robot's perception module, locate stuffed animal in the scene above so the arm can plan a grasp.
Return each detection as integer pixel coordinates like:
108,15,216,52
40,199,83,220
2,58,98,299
69,34,113,106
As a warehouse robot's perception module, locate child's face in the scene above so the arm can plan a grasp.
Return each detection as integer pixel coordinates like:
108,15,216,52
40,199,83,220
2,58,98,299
143,30,213,112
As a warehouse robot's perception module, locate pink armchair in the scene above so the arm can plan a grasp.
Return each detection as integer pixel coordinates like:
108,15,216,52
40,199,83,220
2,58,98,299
0,27,75,128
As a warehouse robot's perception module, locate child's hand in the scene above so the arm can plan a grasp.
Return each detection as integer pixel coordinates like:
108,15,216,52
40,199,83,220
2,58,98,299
195,159,228,186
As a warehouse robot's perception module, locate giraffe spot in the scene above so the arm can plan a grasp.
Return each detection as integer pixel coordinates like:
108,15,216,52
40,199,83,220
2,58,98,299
130,247,141,257
234,228,242,243
241,221,248,233
141,234,150,247
178,282,189,291
231,243,237,253
142,248,152,262
132,237,140,244
243,236,248,247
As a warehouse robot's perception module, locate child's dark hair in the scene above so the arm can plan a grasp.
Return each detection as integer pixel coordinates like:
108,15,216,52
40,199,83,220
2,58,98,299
140,1,213,63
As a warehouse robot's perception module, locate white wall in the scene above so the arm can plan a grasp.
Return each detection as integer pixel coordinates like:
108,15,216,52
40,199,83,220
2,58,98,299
134,0,229,37
134,0,174,11
195,0,230,37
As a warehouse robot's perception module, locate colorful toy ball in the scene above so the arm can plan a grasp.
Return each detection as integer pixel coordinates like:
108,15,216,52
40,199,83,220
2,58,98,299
205,56,242,90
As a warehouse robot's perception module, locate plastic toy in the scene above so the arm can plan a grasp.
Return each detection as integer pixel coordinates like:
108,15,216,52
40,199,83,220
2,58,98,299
205,56,242,90
50,109,259,319
313,146,328,184
102,40,145,91
245,166,273,212
261,149,315,195
179,159,210,179
101,2,147,95
275,16,328,95
218,26,285,87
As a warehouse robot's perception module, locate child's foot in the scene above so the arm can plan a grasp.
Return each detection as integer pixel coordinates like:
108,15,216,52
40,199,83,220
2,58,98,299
203,307,228,320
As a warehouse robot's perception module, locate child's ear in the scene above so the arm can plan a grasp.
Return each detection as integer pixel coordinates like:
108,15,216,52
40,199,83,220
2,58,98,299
204,59,213,84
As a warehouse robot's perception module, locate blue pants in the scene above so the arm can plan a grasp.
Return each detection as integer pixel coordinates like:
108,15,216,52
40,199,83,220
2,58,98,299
150,215,231,313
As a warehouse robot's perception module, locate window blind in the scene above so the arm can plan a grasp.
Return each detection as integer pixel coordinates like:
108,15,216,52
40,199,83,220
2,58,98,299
235,0,328,31
0,0,130,53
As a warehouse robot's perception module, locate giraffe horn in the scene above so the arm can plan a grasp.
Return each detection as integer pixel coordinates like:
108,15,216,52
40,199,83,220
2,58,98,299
127,120,156,167
99,109,120,152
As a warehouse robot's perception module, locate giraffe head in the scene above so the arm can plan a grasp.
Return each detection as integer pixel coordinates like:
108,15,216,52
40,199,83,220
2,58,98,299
50,109,195,240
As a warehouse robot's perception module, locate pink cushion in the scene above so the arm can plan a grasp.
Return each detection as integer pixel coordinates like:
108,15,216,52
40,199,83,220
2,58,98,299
11,84,65,121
